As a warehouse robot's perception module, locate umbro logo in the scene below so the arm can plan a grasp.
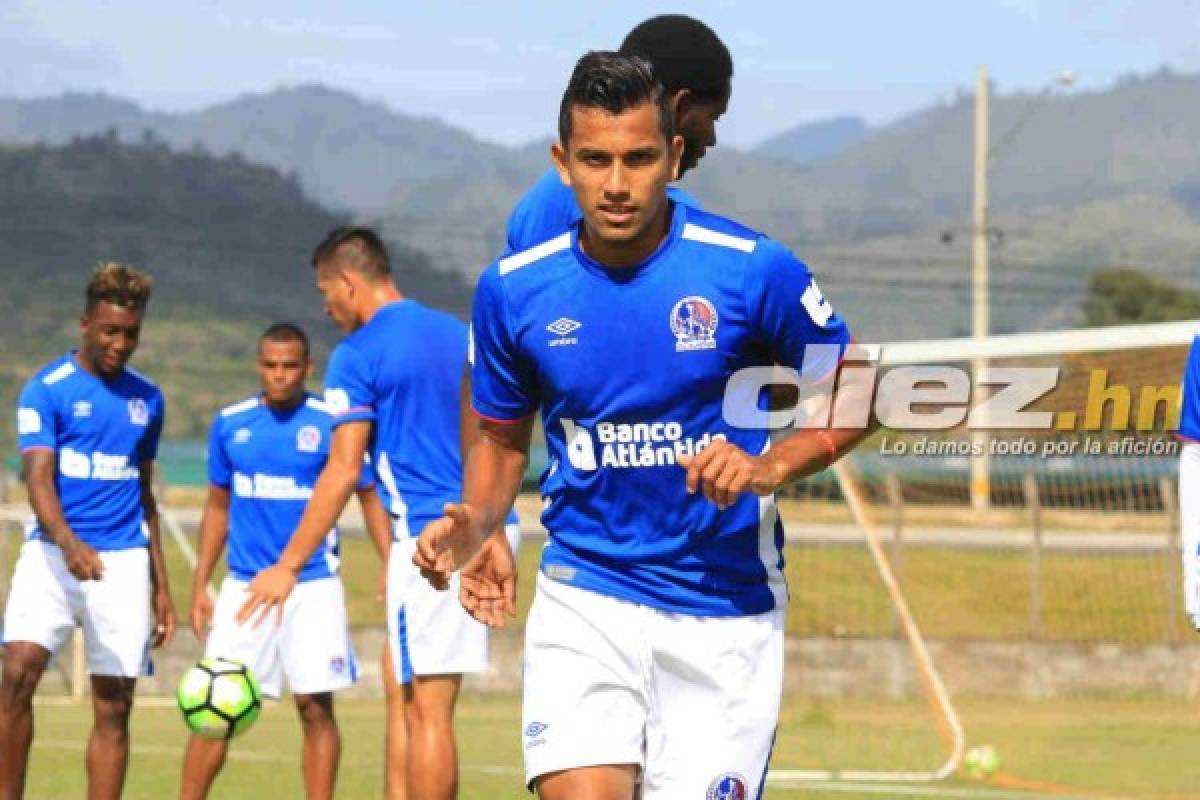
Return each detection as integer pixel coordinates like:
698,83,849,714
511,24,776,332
546,318,581,336
546,317,581,348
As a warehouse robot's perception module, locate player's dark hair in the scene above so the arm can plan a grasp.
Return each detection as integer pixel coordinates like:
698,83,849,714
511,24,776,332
260,322,310,359
558,51,673,145
619,15,732,103
311,226,391,280
85,261,153,312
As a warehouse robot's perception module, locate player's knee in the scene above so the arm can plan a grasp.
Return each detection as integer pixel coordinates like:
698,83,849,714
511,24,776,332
294,693,337,731
0,654,45,706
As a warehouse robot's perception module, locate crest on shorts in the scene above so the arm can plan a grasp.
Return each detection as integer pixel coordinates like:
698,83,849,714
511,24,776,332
127,397,149,426
670,296,718,352
330,656,346,674
296,425,321,453
706,773,747,800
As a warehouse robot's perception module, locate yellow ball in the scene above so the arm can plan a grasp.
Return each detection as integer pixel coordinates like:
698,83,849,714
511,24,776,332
963,744,1000,778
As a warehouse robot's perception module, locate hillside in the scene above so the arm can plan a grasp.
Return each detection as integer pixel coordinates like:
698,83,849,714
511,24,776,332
4,71,1200,337
0,134,474,448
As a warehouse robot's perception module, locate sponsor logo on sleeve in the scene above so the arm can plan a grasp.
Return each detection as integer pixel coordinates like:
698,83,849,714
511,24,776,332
801,280,835,327
16,408,41,435
72,401,92,419
324,388,350,415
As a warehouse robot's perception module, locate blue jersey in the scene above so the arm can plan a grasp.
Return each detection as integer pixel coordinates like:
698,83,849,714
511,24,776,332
473,205,852,616
208,393,371,582
1180,335,1200,442
15,353,164,551
505,167,702,255
323,300,517,538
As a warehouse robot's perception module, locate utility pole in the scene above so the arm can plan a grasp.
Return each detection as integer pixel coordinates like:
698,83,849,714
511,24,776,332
970,65,991,512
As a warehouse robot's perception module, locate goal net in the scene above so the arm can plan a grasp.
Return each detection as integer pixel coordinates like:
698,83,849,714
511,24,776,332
769,319,1197,787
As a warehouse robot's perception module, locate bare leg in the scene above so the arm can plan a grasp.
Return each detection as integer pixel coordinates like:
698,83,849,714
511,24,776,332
294,692,340,800
404,674,461,800
382,643,408,800
0,642,51,800
535,765,639,800
87,674,136,800
178,734,229,800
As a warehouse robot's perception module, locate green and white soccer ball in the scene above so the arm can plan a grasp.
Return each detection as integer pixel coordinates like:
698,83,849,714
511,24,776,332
177,657,262,740
963,744,1001,778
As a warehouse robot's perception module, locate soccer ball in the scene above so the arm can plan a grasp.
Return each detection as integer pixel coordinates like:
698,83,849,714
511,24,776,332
177,657,262,740
963,744,1000,778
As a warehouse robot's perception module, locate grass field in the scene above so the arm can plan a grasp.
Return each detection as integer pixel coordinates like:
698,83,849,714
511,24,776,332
21,694,1200,799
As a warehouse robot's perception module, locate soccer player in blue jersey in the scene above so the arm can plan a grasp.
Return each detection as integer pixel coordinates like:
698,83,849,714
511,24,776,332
1178,336,1200,629
0,263,175,800
415,53,876,799
506,14,732,254
179,323,391,800
237,228,519,800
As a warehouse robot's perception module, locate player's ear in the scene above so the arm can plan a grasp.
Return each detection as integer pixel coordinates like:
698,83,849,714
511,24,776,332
551,141,571,188
670,88,692,121
669,134,685,181
303,358,313,380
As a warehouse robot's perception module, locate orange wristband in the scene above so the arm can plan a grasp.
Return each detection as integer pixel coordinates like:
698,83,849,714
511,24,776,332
815,430,838,466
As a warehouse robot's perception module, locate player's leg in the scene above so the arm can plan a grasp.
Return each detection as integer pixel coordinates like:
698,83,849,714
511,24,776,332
80,547,151,800
293,692,340,800
279,577,355,800
86,675,136,800
403,674,461,800
0,642,52,800
640,607,785,799
0,540,81,799
180,575,283,800
523,575,646,800
382,643,408,800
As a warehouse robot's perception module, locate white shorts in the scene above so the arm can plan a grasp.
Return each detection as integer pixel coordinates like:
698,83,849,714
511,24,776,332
2,540,150,678
385,522,520,684
204,575,356,699
521,574,784,797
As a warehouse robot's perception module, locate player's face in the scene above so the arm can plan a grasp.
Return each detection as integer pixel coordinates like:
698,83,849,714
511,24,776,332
554,101,684,262
674,87,729,178
79,302,143,378
257,339,310,408
315,265,358,332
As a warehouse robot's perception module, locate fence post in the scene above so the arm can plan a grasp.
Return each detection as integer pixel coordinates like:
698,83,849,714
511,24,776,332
1160,476,1180,644
1022,472,1042,640
884,472,904,638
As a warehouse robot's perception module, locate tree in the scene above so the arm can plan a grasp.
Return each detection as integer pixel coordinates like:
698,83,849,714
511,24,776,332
1081,268,1200,326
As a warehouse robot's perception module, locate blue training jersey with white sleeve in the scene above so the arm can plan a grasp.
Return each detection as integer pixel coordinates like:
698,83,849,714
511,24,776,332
505,167,702,255
473,203,852,617
322,300,518,538
15,352,164,550
1180,334,1200,442
208,393,371,582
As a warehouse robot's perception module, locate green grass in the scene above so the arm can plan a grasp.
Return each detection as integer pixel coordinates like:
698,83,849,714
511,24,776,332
21,694,1200,799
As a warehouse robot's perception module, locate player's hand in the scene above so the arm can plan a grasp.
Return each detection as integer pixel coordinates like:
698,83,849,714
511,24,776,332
62,538,104,581
152,589,176,648
414,503,485,589
460,532,517,629
678,439,777,509
190,588,214,642
236,564,297,628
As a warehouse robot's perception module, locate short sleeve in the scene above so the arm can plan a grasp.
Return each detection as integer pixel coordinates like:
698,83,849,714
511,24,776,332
324,343,376,427
470,266,539,421
16,378,57,453
504,169,579,255
137,391,165,462
206,414,232,489
744,239,852,383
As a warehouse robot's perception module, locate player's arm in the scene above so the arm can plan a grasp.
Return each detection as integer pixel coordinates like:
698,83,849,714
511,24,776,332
21,448,103,580
237,420,370,624
139,459,176,647
189,484,230,640
415,413,531,580
357,484,392,562
460,364,516,548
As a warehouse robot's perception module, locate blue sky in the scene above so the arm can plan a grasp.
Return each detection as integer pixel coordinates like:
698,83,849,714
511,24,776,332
3,0,1198,148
